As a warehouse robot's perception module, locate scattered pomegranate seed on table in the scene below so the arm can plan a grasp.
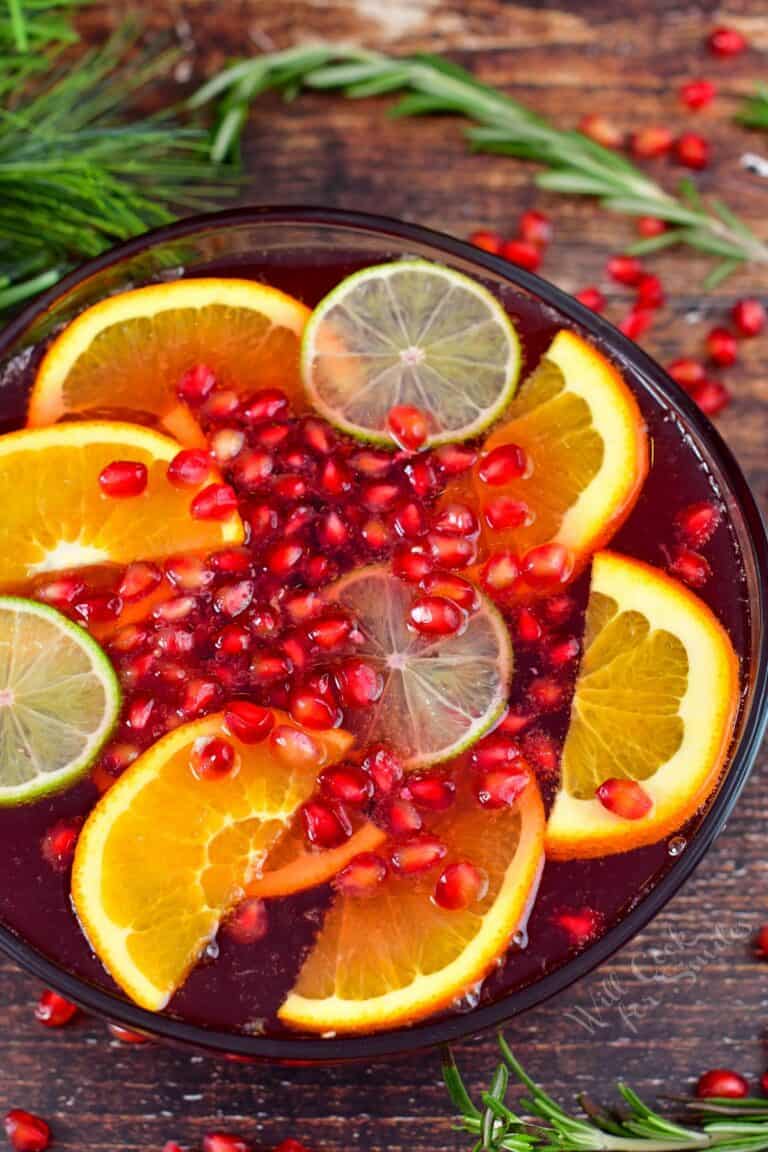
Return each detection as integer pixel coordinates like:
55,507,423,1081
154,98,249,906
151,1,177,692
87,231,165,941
620,307,654,340
708,25,748,57
754,923,768,957
706,327,738,367
34,988,78,1028
679,79,716,110
578,113,624,149
107,1022,150,1043
631,126,673,159
606,254,643,286
691,378,732,417
667,357,706,390
675,132,710,169
98,459,148,498
500,238,541,271
518,209,552,246
574,286,605,312
468,228,503,254
636,274,664,309
762,1071,768,1095
696,1068,749,1098
636,216,667,238
732,298,766,338
202,1134,250,1152
4,1110,50,1152
597,778,653,819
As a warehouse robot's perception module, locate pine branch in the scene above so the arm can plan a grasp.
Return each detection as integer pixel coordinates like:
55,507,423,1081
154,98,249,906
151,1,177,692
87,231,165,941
191,45,768,281
737,85,768,132
444,1037,768,1152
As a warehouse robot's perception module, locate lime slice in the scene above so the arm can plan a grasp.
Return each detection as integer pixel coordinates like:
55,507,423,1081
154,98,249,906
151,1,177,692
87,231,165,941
301,260,521,446
329,565,513,767
0,597,120,805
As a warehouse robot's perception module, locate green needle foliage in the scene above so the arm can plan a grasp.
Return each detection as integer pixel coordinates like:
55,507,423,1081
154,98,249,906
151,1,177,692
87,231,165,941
191,44,768,286
445,1036,768,1152
737,85,768,133
0,13,236,315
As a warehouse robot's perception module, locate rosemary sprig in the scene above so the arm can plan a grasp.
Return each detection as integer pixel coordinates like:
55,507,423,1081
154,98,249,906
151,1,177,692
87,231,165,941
444,1036,768,1152
192,45,768,284
737,85,768,133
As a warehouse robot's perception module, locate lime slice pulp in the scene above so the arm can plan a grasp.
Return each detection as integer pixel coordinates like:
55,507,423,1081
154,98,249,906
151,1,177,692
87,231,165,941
329,565,513,768
301,260,521,447
0,596,121,805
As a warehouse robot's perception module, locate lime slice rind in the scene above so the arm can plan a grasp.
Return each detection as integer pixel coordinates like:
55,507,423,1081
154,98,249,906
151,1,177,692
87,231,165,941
330,565,513,767
0,596,121,805
301,260,522,447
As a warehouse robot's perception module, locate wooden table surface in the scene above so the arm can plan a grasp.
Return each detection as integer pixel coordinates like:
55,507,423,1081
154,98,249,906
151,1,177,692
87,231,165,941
3,2,768,1149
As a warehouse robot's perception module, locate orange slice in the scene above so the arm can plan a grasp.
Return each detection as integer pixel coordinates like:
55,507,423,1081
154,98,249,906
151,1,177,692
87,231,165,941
71,711,353,1011
248,821,387,900
28,279,310,443
545,551,739,859
279,774,545,1034
0,422,243,590
450,329,648,579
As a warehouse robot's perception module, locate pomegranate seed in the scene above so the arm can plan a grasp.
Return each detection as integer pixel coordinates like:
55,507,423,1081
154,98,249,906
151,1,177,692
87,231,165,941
469,229,503,254
35,576,85,606
290,690,339,730
427,531,476,569
222,898,268,944
128,696,155,730
255,421,290,450
732,298,765,338
579,113,624,149
675,132,709,169
755,924,768,957
548,637,580,667
529,676,565,711
155,625,194,656
165,554,213,591
706,326,737,366
335,659,383,708
523,728,559,774
202,390,240,421
108,1023,150,1043
392,544,432,583
390,834,447,875
74,593,122,625
433,443,478,475
282,633,308,675
386,796,423,835
597,778,653,820
636,216,667,238
516,606,542,643
497,709,533,735
405,774,455,811
519,209,552,247
153,595,196,623
274,1142,311,1152
224,702,274,743
319,457,353,495
270,725,321,767
244,388,289,423
574,286,605,312
544,596,582,625
363,745,403,795
317,510,349,548
762,1072,768,1095
501,239,541,272
247,501,279,541
620,307,654,340
35,988,78,1028
434,861,489,911
302,418,334,455
101,742,140,773
306,558,333,589
476,766,530,809
214,580,255,618
248,608,279,640
481,551,520,592
307,615,352,651
98,459,148,499
554,905,603,946
164,1142,183,1151
284,591,324,622
522,543,573,588
419,570,478,611
674,500,721,547
668,547,711,588
708,25,747,57
691,378,731,416
696,1069,749,1099
302,801,350,848
4,1111,50,1152
470,735,521,773
680,79,716,110
251,652,291,684
606,254,643,286
631,126,673,159
274,475,306,501
118,561,162,601
321,765,373,807
393,501,427,539
387,404,429,451
190,736,238,780
478,443,527,485
177,363,215,403
404,457,438,499
167,448,211,489
236,449,274,488
190,483,238,520
202,1134,249,1152
363,483,400,512
433,503,478,537
265,541,304,576
210,548,252,575
335,852,388,897
667,357,706,389
120,652,155,685
409,594,465,636
361,518,389,550
210,427,245,464
636,274,664,309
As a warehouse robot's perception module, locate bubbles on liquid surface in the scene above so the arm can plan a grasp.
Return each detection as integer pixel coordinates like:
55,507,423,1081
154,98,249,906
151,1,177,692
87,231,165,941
451,980,483,1014
668,835,687,857
204,938,220,961
511,927,529,950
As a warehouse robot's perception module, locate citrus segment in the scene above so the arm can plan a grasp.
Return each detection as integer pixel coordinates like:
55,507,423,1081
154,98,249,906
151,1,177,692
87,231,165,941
0,422,243,589
456,329,647,574
327,565,513,768
28,279,310,440
279,775,545,1033
0,596,120,805
301,260,521,447
71,712,353,1011
247,822,387,900
546,551,739,859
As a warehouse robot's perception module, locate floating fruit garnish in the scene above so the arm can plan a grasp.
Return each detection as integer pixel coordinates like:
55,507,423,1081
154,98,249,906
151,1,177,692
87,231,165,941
71,711,353,1010
0,422,243,589
0,596,120,805
279,772,544,1033
300,260,521,448
27,280,310,445
545,551,739,859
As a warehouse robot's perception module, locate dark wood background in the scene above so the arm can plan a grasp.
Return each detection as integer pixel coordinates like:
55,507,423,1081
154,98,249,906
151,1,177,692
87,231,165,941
2,1,768,1149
